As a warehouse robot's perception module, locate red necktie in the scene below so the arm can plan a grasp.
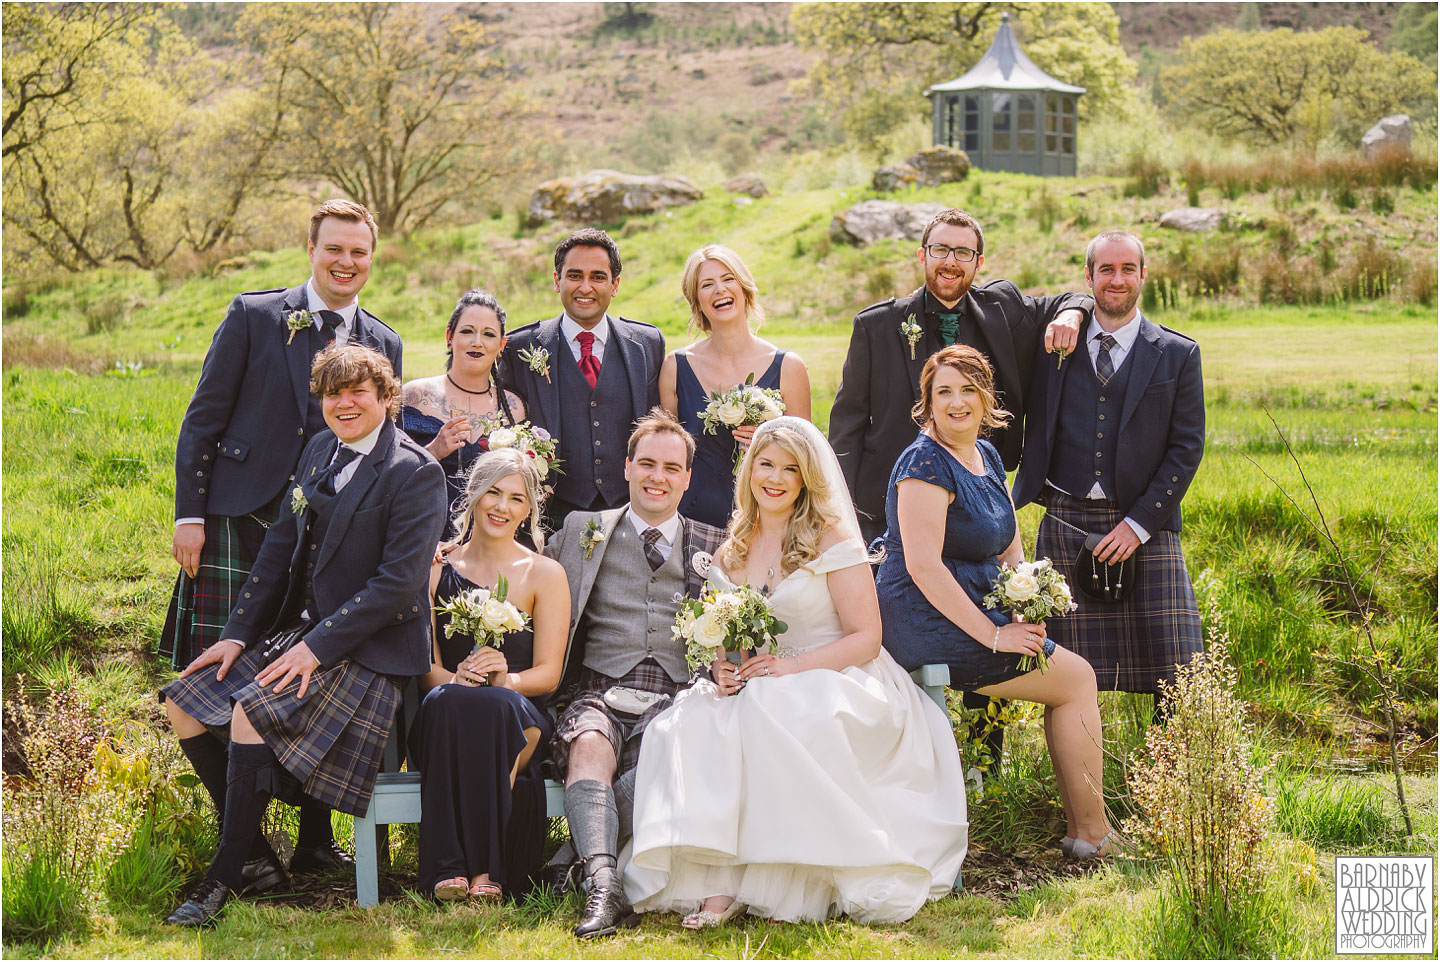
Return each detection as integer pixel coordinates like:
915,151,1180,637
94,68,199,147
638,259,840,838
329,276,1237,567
577,330,601,390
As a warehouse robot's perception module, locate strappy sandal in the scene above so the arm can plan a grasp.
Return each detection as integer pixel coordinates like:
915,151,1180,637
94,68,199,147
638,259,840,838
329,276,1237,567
1070,830,1120,861
681,898,746,929
468,879,503,900
434,877,468,901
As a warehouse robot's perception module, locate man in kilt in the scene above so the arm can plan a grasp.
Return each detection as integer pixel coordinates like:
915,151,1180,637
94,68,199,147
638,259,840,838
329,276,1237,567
540,409,724,938
160,344,445,927
161,200,403,885
1013,229,1205,707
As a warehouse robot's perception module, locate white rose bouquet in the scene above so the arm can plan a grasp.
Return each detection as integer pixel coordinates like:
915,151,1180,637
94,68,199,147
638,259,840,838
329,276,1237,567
982,558,1076,673
485,420,563,479
433,574,531,683
673,583,789,676
697,374,786,473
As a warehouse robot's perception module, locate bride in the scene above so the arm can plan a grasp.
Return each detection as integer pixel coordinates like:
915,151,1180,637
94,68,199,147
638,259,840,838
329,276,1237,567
623,417,968,926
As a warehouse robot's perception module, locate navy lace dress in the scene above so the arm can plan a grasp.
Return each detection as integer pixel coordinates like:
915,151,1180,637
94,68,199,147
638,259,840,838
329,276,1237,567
410,562,554,896
674,350,785,529
875,433,1054,689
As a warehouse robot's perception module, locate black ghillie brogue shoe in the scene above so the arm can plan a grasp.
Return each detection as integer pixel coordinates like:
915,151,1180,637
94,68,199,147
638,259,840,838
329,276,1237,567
163,878,233,928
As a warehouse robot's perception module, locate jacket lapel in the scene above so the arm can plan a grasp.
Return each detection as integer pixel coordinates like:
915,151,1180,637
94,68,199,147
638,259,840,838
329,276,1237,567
314,420,393,575
965,290,1022,413
569,506,626,634
679,517,712,599
283,284,313,421
532,318,564,430
606,316,647,418
898,291,929,396
1119,314,1163,433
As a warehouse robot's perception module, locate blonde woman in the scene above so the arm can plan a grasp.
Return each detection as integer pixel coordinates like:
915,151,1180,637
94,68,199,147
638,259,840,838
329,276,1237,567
660,245,811,528
623,418,967,927
412,449,569,901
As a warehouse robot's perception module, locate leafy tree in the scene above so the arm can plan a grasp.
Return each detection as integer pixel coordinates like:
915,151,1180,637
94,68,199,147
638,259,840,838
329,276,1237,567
1386,3,1438,71
237,3,542,236
792,2,1137,158
1162,27,1436,148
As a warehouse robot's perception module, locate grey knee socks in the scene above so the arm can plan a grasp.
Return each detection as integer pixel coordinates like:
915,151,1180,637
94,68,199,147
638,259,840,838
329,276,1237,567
565,779,618,882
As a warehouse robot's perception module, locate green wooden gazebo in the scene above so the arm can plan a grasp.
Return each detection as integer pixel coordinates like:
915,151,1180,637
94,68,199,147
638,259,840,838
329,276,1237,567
925,13,1085,176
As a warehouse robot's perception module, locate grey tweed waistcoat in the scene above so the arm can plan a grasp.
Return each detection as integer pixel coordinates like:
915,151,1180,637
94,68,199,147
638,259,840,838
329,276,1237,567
579,521,689,683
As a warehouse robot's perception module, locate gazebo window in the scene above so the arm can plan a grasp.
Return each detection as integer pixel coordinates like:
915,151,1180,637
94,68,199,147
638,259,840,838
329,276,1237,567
964,96,980,152
1061,96,1075,154
946,97,961,148
1017,95,1036,152
1045,94,1059,153
992,93,1011,151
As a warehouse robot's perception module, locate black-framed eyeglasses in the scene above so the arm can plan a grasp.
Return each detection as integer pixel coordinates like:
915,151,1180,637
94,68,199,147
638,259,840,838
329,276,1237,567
924,244,979,262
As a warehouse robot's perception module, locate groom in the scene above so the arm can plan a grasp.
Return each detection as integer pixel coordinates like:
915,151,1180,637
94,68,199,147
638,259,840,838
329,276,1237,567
543,409,724,938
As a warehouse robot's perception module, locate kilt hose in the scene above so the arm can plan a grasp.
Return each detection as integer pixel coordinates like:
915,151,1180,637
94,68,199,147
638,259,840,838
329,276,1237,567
553,660,681,781
1036,489,1203,694
159,500,281,671
161,645,400,817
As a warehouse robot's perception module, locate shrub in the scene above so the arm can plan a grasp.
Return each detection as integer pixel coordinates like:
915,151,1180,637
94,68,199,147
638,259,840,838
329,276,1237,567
1370,189,1395,216
1,686,130,942
864,264,895,300
1404,253,1437,305
1333,185,1358,210
1127,618,1274,944
1123,150,1167,198
82,295,128,335
1028,187,1061,234
1334,237,1403,300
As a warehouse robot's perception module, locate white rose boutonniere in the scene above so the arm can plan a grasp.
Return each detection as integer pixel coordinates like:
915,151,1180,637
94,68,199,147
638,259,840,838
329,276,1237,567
900,313,923,360
290,485,308,514
581,518,606,560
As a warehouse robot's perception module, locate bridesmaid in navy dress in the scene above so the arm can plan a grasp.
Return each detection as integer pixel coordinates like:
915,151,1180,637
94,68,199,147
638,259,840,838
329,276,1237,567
660,245,811,529
874,345,1116,860
402,290,526,528
411,448,570,900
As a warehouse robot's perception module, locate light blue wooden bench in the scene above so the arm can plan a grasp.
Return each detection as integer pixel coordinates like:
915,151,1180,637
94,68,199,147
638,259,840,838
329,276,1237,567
353,665,954,907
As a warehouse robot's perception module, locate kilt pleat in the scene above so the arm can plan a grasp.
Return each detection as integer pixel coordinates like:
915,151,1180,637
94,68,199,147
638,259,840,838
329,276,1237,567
158,512,270,670
161,645,399,816
1036,491,1203,693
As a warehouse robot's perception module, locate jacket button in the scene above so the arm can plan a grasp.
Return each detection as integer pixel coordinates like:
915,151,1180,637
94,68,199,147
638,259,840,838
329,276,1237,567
355,596,362,603
1155,501,1162,508
1167,489,1174,495
1096,432,1103,439
311,544,318,550
341,608,349,615
1171,475,1178,482
594,440,601,447
396,614,404,621
244,592,252,599
1095,452,1102,458
1099,414,1106,421
253,577,260,583
202,454,210,461
297,428,304,436
1095,470,1102,476
196,471,204,477
232,448,240,455
198,488,205,494
593,421,600,428
235,608,244,615
411,605,419,612
325,620,333,627
594,458,602,465
590,400,598,408
1098,396,1106,403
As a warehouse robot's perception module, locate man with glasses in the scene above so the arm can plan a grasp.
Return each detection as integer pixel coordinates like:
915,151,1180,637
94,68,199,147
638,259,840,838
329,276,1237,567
831,208,1090,545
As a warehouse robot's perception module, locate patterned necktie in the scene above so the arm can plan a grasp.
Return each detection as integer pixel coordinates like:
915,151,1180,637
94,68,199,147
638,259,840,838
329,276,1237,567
934,312,962,346
642,526,665,571
317,444,361,496
1095,333,1118,384
576,330,601,390
317,309,345,347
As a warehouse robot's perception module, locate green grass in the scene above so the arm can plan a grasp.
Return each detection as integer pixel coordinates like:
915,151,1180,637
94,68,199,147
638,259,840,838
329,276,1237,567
3,169,1436,957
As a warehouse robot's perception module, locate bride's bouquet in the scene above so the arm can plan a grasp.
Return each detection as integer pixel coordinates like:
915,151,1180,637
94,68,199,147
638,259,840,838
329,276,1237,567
674,583,789,675
697,375,785,473
981,559,1076,673
433,574,530,682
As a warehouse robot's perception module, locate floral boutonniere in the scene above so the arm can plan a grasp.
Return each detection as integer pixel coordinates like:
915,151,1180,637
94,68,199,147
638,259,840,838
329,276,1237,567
289,485,308,514
581,518,606,560
690,551,713,578
900,313,923,360
285,309,313,345
518,345,551,384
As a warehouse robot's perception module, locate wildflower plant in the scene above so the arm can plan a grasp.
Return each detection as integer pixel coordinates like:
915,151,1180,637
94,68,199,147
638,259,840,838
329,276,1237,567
1126,611,1274,929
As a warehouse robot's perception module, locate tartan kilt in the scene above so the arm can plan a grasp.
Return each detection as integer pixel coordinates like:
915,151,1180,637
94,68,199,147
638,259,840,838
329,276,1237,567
160,644,400,817
159,511,271,671
553,661,681,780
1036,490,1203,693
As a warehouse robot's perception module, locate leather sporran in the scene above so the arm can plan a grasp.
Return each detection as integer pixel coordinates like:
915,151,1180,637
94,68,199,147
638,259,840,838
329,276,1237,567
1074,533,1135,603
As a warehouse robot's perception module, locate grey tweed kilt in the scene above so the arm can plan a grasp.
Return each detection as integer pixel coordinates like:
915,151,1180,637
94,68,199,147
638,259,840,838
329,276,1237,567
1036,490,1203,693
161,644,400,817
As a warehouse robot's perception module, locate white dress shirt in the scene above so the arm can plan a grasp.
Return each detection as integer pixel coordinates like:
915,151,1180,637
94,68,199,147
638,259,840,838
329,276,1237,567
332,420,384,492
306,278,359,344
627,508,680,562
560,313,610,365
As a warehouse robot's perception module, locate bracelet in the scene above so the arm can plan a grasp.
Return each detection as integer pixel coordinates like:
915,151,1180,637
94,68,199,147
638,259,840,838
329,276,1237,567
991,626,1000,652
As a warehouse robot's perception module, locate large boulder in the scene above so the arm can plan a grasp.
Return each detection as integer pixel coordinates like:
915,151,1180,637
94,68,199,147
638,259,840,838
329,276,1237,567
904,145,970,185
1362,114,1412,160
830,200,948,247
872,162,921,192
1159,207,1227,232
722,173,769,198
526,170,703,227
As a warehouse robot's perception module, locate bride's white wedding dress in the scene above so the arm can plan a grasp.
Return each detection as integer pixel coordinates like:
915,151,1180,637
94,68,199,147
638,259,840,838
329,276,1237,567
623,539,969,924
